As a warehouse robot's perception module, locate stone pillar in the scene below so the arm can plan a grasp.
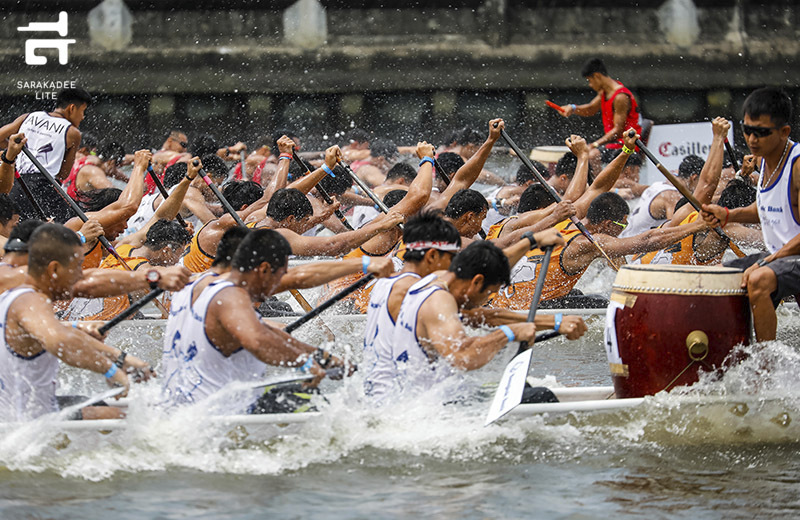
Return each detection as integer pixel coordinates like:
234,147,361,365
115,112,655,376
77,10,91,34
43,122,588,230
283,0,327,49
478,0,508,46
88,0,133,51
658,0,700,47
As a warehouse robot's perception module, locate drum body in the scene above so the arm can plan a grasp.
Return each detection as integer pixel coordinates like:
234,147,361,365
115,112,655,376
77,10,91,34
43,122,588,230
605,265,751,399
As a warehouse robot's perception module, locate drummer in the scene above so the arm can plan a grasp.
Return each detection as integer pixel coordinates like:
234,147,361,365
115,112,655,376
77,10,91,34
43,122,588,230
702,87,800,342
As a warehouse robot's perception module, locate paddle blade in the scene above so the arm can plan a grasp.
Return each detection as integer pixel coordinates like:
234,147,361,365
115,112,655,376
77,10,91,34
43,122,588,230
485,349,533,426
545,100,565,113
57,387,126,420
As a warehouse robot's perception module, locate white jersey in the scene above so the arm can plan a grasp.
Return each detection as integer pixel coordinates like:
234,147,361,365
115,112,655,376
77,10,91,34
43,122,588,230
125,192,160,236
352,205,379,229
620,182,677,238
757,142,800,254
160,279,265,411
0,288,59,421
389,274,457,395
363,272,420,399
15,111,71,178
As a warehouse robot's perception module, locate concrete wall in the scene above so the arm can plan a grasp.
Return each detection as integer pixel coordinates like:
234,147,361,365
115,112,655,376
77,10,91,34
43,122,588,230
0,1,797,150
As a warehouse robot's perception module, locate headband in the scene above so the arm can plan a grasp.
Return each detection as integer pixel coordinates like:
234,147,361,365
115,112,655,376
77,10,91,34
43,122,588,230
404,240,460,252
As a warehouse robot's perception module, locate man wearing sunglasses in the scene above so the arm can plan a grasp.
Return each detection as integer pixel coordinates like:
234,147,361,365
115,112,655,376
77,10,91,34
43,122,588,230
702,87,800,343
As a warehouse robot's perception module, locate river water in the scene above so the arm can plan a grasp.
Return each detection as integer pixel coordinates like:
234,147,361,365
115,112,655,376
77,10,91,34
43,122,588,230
2,271,800,518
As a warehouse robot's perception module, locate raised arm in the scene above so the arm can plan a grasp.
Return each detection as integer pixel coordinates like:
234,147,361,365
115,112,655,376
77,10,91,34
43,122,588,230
573,130,636,218
288,144,340,195
562,135,591,203
0,132,26,193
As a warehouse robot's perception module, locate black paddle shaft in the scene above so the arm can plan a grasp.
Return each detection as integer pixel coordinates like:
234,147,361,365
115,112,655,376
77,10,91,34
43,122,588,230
98,288,164,335
515,246,553,355
147,165,187,228
14,171,46,219
194,160,245,227
284,273,375,334
724,138,740,174
292,151,354,231
20,145,126,265
339,161,403,231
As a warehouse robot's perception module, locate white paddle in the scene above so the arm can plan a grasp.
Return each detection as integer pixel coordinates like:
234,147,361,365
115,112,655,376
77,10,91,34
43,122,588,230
485,246,554,426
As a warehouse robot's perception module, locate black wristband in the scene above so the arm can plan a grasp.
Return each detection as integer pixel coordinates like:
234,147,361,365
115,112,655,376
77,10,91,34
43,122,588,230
521,231,537,251
114,351,127,368
1,150,15,164
313,348,331,369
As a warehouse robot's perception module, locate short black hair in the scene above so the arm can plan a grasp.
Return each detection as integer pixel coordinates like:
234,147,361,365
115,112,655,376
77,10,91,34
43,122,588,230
212,226,251,268
370,138,398,160
143,219,191,250
55,87,92,109
28,223,82,277
317,165,352,195
402,210,461,263
718,179,757,210
678,154,705,179
587,192,630,224
222,180,263,211
456,128,483,146
163,162,189,190
518,184,552,213
82,188,122,212
80,132,99,152
232,228,292,273
383,189,407,209
385,162,416,184
201,154,228,183
0,194,20,225
99,141,125,165
437,152,465,178
5,219,44,253
192,135,218,159
555,152,579,179
266,188,313,222
581,58,608,78
743,87,793,128
449,241,510,290
516,160,548,184
445,189,488,219
347,128,370,145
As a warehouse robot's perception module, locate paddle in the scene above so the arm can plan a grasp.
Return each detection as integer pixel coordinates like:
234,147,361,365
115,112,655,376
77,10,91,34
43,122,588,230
193,160,333,338
284,273,375,334
19,143,163,275
146,164,188,228
292,150,355,231
338,160,393,215
485,246,553,425
498,126,619,270
545,100,566,114
97,287,164,336
239,143,247,181
56,387,126,420
629,129,746,258
724,138,740,174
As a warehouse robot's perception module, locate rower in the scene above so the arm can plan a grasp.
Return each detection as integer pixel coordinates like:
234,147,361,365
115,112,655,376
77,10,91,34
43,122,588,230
0,194,20,250
160,229,360,412
384,240,587,402
701,87,800,342
0,223,151,422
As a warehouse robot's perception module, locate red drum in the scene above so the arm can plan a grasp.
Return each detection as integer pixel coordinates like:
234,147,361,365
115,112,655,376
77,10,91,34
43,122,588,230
605,264,751,399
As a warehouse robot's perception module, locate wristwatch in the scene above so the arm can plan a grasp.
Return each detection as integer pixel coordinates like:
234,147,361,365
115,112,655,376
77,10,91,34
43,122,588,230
521,231,538,251
146,269,161,289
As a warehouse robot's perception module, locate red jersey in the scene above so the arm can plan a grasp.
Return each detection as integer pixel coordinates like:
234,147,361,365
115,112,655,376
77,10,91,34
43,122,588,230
63,155,91,200
145,154,181,195
601,83,641,149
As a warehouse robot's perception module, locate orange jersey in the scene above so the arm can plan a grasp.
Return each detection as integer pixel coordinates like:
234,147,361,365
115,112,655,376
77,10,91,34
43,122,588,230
181,221,215,273
81,240,103,269
632,211,721,266
489,219,585,309
485,216,518,240
81,244,149,321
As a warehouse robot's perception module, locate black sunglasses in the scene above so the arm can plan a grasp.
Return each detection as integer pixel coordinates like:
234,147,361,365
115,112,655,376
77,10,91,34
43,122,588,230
740,120,782,138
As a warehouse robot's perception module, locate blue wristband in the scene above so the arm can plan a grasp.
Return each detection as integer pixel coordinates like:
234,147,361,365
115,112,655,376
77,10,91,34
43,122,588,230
352,186,360,195
570,104,577,112
362,256,370,274
298,355,315,373
554,313,563,333
104,363,118,379
71,321,78,329
322,164,336,177
498,325,515,343
76,231,86,245
419,156,434,168
491,199,498,211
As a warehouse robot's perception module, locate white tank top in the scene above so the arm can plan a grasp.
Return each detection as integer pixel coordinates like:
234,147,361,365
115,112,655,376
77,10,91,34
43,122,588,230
363,272,420,399
15,111,71,178
757,142,800,254
481,186,506,235
389,274,457,395
352,205,379,229
620,181,677,238
160,279,265,410
0,288,60,421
